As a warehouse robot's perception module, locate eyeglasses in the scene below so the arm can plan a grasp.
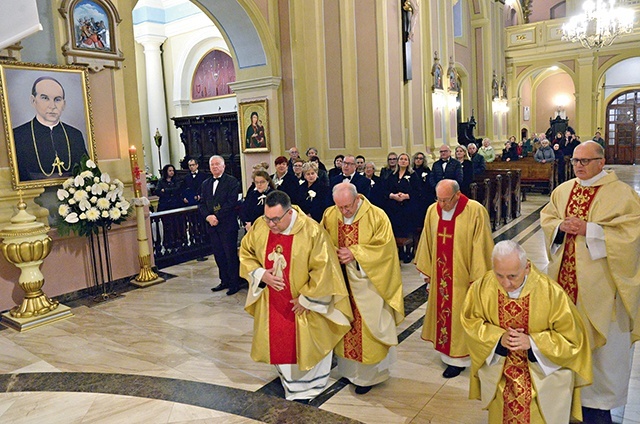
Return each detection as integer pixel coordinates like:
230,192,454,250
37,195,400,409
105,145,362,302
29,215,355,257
388,157,398,161
293,163,303,167
439,150,450,154
343,161,356,166
570,157,603,166
415,156,425,160
263,208,291,224
436,193,457,203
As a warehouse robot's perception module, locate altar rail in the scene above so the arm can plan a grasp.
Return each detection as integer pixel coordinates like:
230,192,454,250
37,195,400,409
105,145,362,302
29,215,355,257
150,206,214,269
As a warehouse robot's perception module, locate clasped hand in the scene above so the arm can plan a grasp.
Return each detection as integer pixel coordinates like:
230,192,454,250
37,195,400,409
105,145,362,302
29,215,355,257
559,216,587,236
261,269,285,291
500,327,530,352
337,247,355,264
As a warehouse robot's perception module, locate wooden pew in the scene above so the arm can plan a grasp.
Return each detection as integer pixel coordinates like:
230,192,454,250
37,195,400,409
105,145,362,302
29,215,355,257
470,174,503,230
479,169,522,219
486,157,556,194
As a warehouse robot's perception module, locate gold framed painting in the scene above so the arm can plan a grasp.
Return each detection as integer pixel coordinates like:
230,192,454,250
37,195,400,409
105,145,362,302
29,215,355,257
240,99,269,153
0,61,97,190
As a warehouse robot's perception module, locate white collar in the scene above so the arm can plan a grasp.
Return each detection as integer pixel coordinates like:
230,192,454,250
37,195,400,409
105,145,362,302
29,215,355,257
578,170,607,187
281,209,298,235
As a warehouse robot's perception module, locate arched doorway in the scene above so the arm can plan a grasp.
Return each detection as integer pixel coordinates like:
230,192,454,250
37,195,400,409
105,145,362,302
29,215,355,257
605,90,640,164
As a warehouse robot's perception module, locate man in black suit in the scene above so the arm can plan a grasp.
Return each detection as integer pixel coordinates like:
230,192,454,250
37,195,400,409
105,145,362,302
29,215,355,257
330,154,370,198
199,155,241,295
181,159,208,206
429,145,463,188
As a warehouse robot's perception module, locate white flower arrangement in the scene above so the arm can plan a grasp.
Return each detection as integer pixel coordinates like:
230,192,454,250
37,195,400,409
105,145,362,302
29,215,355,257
57,156,130,236
307,190,316,201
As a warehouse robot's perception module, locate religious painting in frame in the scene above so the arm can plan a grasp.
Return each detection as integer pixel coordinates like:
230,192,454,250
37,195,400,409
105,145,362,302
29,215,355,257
239,99,270,153
59,0,124,71
0,61,97,190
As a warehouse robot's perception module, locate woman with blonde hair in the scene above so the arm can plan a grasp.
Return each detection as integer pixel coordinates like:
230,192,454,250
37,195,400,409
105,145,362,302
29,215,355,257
478,138,495,163
298,161,331,222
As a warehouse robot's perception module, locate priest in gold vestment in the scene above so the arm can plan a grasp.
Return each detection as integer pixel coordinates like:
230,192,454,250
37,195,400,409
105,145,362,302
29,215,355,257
322,183,405,395
462,240,592,423
540,141,640,422
240,191,353,401
415,179,494,378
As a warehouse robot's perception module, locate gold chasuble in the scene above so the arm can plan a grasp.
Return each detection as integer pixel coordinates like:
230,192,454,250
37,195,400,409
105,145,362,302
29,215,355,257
462,265,592,423
540,172,640,346
322,196,405,365
415,195,493,358
240,206,353,371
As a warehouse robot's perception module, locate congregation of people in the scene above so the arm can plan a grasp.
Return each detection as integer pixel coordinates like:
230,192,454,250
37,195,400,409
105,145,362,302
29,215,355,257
154,134,639,423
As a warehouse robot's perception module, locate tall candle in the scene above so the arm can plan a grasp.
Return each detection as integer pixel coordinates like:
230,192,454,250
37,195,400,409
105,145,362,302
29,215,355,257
128,145,142,198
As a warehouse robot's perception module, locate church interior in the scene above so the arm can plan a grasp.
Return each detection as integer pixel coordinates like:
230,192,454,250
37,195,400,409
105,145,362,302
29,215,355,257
0,0,639,422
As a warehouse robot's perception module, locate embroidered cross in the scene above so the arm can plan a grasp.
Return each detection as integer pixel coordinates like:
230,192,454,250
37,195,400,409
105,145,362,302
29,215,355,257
438,227,452,245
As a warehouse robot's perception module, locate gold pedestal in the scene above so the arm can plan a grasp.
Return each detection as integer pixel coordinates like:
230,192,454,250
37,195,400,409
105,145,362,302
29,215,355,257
1,304,73,332
129,201,164,288
130,253,164,288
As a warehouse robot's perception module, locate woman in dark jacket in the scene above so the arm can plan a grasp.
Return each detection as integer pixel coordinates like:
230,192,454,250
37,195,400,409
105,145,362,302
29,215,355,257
412,151,433,227
454,145,474,197
240,170,274,231
299,162,331,222
501,140,519,162
155,164,182,211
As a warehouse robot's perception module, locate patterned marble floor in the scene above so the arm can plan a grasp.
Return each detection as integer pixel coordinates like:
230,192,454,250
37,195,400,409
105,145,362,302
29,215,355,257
0,165,638,424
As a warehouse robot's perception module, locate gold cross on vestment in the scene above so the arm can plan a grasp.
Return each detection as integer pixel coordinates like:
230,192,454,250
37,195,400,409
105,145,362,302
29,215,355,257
52,155,65,176
437,227,453,245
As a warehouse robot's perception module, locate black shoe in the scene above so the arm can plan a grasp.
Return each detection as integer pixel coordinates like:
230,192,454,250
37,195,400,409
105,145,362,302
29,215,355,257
355,385,372,395
226,286,240,296
582,407,612,424
293,398,311,405
196,257,208,262
442,365,465,379
211,284,228,292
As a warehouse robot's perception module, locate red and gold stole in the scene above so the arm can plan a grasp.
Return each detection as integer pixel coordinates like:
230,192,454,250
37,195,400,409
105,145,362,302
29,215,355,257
499,291,532,424
434,194,469,355
338,220,363,362
265,232,296,364
557,182,601,304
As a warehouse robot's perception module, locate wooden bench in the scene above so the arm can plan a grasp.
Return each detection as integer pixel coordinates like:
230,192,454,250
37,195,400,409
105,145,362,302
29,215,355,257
470,174,503,230
480,169,522,219
487,157,556,194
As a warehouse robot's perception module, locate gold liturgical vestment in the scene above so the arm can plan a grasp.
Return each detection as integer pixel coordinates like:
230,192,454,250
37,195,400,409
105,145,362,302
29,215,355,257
322,196,405,365
240,206,353,371
462,265,592,423
540,172,640,347
415,195,493,358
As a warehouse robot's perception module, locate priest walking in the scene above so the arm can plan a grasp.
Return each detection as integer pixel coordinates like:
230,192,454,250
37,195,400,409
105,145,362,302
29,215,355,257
322,182,405,394
239,191,353,401
415,179,494,378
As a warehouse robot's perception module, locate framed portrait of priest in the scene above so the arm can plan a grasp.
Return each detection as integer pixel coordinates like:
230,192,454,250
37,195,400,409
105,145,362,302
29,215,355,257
0,62,97,190
239,99,270,153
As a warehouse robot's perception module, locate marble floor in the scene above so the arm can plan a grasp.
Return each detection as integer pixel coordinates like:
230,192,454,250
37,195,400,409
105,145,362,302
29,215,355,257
0,165,638,423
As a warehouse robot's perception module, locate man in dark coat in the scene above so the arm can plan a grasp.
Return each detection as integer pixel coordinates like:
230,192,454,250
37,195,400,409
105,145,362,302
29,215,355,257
330,154,370,198
181,159,208,206
429,145,463,188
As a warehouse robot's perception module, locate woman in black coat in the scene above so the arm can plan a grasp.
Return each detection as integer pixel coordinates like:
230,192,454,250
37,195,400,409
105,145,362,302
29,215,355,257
155,164,182,211
298,162,331,222
454,145,474,197
240,170,275,231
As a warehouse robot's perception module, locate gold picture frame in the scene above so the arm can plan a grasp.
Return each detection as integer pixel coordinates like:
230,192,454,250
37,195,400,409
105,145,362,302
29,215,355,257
240,99,270,153
0,61,97,190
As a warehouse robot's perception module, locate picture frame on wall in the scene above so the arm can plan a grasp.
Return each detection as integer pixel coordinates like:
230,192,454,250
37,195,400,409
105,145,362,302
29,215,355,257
0,61,97,190
239,99,270,153
58,0,124,71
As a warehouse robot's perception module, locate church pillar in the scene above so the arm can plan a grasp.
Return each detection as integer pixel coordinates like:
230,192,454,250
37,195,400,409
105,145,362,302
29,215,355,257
575,56,595,137
136,35,170,176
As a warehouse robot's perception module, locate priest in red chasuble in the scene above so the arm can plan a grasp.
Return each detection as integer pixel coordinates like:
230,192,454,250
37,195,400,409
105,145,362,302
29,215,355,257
239,191,353,401
321,183,405,395
540,141,640,422
415,179,493,378
462,240,592,424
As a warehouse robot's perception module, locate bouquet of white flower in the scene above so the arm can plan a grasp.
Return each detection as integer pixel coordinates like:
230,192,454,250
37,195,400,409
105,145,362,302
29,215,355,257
57,155,131,236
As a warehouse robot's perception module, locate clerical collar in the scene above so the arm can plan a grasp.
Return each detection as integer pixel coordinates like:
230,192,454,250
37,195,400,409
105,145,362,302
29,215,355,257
441,202,458,221
508,275,528,299
281,209,298,235
35,117,61,131
578,170,607,187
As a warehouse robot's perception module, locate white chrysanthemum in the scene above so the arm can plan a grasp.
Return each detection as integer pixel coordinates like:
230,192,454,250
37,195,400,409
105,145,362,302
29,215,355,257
65,213,79,223
58,204,70,217
69,187,76,194
90,196,97,204
101,173,111,184
86,208,100,221
63,178,73,189
109,208,121,220
101,210,109,218
79,212,87,220
57,189,69,201
80,170,93,179
85,186,91,192
86,159,96,168
99,182,110,192
68,199,76,205
79,199,91,211
93,177,100,183
73,189,89,202
96,198,111,210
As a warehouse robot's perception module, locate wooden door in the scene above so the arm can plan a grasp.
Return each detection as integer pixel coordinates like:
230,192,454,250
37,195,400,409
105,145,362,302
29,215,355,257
606,91,639,165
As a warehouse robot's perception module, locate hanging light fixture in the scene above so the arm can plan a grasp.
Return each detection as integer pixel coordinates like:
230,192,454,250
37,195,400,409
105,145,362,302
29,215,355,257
561,0,635,49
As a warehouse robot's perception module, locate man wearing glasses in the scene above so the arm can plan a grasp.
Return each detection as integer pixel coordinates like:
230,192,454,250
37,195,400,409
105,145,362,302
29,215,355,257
330,154,370,197
429,145,463,188
239,191,352,401
541,141,640,423
415,179,494,379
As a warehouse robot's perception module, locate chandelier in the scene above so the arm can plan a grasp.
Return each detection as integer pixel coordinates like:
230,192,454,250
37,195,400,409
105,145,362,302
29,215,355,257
561,0,635,49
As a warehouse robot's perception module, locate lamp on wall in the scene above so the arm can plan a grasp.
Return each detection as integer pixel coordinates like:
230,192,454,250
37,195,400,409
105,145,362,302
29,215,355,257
561,0,634,49
554,94,571,119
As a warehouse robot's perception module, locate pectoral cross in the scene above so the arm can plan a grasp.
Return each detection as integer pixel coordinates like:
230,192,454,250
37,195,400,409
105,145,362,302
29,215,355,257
52,155,65,176
438,227,453,245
